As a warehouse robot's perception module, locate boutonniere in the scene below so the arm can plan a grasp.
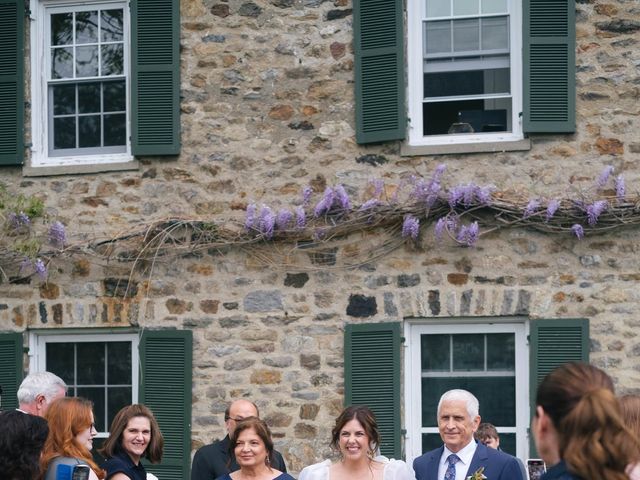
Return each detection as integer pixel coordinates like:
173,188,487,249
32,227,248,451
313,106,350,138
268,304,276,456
466,467,487,480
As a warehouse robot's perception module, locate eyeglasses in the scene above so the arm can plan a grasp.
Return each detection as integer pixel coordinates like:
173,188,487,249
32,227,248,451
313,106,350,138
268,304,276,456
225,416,244,422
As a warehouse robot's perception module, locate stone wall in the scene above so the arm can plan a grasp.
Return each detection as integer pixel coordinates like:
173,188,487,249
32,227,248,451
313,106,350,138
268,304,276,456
2,0,640,473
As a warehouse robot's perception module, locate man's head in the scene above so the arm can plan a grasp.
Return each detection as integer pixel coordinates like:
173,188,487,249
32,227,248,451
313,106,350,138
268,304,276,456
474,422,500,449
437,389,481,453
224,399,259,436
17,371,67,417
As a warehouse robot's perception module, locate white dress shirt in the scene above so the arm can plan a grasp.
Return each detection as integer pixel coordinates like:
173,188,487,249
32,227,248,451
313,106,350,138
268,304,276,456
437,440,478,480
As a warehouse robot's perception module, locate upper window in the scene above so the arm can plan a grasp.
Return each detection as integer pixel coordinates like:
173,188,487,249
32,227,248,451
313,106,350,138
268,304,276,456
407,0,523,146
31,0,132,167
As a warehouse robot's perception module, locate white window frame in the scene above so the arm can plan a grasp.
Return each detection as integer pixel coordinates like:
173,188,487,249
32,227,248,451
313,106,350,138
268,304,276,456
28,330,140,437
404,319,529,463
406,0,524,147
29,0,133,168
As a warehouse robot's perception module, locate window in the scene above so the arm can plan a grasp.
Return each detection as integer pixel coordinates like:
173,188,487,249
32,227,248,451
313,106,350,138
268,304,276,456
31,332,139,436
405,322,528,461
30,0,132,167
407,0,523,146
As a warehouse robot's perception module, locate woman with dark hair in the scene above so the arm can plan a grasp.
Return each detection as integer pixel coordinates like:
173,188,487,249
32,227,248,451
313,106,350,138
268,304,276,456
532,362,640,480
620,394,640,480
216,416,294,480
100,404,164,480
0,410,49,480
299,405,415,480
40,396,105,480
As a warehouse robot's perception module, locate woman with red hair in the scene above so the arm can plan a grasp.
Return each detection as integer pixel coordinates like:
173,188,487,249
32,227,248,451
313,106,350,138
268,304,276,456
40,397,106,480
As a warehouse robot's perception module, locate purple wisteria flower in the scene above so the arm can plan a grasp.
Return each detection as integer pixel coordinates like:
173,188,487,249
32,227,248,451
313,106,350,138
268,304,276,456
314,187,335,217
313,228,327,241
615,175,625,202
359,199,380,211
596,165,614,189
434,217,447,242
244,203,257,230
448,185,465,208
295,206,306,229
8,211,31,230
523,199,541,219
302,185,313,206
371,179,384,198
48,221,66,248
334,184,351,211
258,205,275,239
571,224,584,240
275,209,293,230
433,163,446,182
34,259,47,280
401,215,420,240
475,185,495,206
586,200,607,227
455,222,479,247
545,199,560,223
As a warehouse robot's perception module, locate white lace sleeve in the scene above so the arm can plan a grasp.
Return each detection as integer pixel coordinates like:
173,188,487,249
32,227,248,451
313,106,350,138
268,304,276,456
383,459,417,480
299,459,332,480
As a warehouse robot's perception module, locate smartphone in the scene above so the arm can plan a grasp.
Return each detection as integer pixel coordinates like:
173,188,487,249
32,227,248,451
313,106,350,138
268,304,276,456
526,459,546,480
56,464,90,480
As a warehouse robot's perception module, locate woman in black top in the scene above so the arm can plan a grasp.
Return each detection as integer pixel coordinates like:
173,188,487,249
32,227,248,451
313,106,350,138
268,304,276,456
100,404,164,480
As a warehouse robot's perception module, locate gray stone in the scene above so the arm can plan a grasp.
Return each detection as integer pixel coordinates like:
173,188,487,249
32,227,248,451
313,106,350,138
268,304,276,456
384,292,398,316
398,274,420,288
203,34,226,43
238,2,262,17
460,289,472,315
244,291,283,312
264,356,294,368
223,358,256,370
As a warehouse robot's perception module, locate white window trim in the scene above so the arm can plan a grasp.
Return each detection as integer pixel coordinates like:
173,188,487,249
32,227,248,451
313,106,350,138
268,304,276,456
29,0,134,168
406,0,524,148
404,319,529,463
28,330,140,437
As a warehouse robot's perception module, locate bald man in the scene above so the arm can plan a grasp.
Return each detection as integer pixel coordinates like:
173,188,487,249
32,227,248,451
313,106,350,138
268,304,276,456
191,399,287,480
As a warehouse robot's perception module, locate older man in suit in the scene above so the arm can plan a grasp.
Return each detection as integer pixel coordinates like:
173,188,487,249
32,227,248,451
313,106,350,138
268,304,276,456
413,389,524,480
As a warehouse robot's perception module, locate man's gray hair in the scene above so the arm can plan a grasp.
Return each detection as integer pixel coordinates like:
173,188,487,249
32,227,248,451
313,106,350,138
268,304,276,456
17,371,67,404
437,389,480,418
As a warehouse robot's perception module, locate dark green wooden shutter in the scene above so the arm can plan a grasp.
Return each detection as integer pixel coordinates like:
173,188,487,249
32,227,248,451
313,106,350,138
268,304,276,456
140,330,192,479
0,332,23,410
353,0,405,144
345,322,401,458
0,0,24,165
529,318,588,455
131,0,180,156
523,0,575,132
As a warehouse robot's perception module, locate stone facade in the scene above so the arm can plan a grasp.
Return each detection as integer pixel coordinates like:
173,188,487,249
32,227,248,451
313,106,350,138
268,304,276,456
2,0,640,474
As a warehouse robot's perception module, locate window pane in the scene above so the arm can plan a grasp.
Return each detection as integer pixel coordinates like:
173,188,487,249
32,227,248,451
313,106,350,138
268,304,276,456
76,46,99,77
421,334,449,371
104,114,126,146
76,11,99,44
79,116,102,148
423,97,510,135
482,17,509,51
425,21,451,55
46,343,75,384
77,342,105,383
101,9,124,42
53,85,76,115
424,68,509,98
54,117,76,149
453,19,479,52
452,334,483,371
78,387,105,431
482,0,507,14
78,83,101,113
51,13,73,46
104,81,126,111
426,0,449,18
422,376,515,426
498,433,516,456
453,0,478,16
422,433,443,454
107,342,131,384
487,333,515,370
52,47,74,79
102,44,124,76
108,387,132,424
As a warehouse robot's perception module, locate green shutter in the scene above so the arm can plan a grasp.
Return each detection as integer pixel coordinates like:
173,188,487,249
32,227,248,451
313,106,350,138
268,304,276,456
131,0,180,156
523,0,575,133
140,330,192,480
0,0,24,165
529,318,588,455
0,332,23,410
353,0,405,144
345,322,401,459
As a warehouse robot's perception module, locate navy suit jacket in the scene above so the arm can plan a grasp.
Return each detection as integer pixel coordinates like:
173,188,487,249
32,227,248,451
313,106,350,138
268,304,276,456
413,442,524,480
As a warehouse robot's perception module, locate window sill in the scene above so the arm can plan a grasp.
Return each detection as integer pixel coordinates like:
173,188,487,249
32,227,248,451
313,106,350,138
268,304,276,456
23,159,140,177
400,138,531,156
